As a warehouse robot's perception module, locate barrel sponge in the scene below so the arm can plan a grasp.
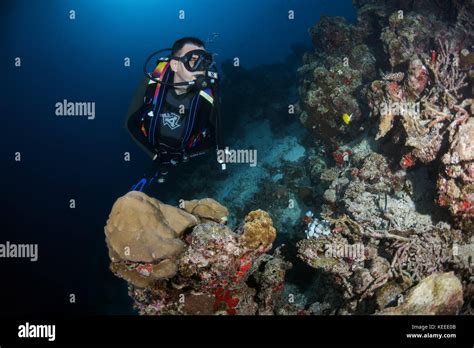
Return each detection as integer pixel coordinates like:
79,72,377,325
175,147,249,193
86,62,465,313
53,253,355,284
104,191,198,263
240,210,276,250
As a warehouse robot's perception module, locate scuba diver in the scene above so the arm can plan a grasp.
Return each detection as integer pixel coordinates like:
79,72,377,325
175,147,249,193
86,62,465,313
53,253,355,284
126,37,223,191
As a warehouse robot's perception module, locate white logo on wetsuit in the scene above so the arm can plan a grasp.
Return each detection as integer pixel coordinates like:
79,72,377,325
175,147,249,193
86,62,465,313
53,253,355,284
160,112,181,130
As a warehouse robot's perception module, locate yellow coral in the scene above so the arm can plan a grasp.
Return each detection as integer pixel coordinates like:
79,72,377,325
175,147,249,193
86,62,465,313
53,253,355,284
240,210,276,250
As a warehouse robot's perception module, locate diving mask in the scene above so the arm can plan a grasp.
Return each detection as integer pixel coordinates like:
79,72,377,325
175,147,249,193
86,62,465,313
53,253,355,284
171,49,214,72
143,48,218,91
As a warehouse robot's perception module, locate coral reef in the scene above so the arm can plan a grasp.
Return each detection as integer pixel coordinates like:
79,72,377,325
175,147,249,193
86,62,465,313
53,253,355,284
362,2,473,227
297,125,472,313
315,143,443,233
296,214,470,314
438,117,474,227
248,246,293,315
295,7,474,307
299,0,473,230
298,10,382,146
105,192,292,315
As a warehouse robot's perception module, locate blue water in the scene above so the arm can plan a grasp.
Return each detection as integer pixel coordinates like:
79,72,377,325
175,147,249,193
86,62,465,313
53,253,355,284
1,0,356,315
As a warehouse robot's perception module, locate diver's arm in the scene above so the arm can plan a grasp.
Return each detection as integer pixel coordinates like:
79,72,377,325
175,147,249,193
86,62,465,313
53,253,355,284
126,107,158,160
124,77,159,160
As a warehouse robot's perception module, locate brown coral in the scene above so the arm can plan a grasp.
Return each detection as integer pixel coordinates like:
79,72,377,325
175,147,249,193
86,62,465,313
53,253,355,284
104,192,201,287
104,191,198,263
183,198,229,224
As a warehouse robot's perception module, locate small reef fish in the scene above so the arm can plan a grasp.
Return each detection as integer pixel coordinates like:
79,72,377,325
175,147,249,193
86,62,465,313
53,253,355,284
342,113,353,125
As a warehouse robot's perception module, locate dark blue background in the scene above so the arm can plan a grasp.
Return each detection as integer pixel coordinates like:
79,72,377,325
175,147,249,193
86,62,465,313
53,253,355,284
1,0,356,315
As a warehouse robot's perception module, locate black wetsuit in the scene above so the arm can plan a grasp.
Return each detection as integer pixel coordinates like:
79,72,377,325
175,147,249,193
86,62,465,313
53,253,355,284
125,71,222,167
158,88,194,150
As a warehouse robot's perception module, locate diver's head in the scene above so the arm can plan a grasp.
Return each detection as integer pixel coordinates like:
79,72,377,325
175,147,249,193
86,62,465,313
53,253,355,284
170,37,212,92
